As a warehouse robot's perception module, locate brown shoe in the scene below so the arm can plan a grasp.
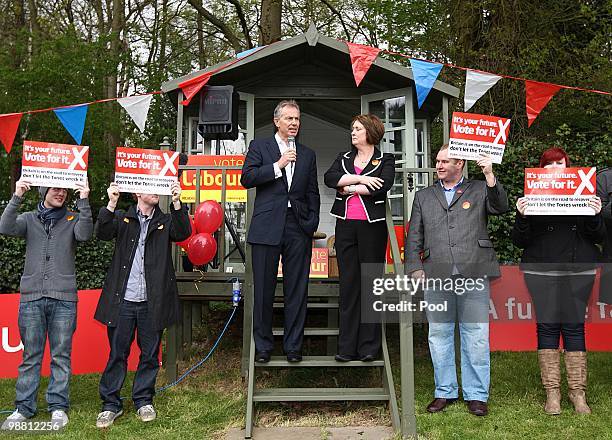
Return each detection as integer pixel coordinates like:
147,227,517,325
565,351,592,414
466,400,488,416
538,349,562,415
426,398,457,413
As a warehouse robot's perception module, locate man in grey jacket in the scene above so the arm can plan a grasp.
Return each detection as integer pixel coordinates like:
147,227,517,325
0,179,92,430
406,145,508,417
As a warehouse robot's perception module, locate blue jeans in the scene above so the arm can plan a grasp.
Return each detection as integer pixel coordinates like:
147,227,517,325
15,298,77,417
99,300,162,412
425,278,490,402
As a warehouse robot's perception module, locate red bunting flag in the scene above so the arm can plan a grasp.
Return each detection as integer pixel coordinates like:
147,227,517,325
525,80,562,127
0,113,23,154
179,72,213,106
346,42,381,87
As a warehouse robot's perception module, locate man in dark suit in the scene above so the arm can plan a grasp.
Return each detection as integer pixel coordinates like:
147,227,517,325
406,144,508,416
597,167,612,304
241,100,320,363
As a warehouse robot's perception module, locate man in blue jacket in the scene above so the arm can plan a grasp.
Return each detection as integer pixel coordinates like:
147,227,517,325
0,179,92,430
241,100,320,363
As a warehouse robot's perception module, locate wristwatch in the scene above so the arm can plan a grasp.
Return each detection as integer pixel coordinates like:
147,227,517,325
348,185,356,194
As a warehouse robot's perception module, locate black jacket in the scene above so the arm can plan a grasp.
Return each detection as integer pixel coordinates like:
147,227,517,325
241,136,320,245
597,167,612,260
324,148,395,222
94,204,192,331
511,212,605,272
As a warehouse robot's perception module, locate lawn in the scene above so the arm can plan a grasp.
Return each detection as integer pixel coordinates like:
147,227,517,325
0,312,610,440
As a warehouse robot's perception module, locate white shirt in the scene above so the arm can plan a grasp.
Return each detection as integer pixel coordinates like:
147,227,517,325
273,133,294,207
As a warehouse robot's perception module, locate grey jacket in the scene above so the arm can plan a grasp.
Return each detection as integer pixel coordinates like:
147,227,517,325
0,195,93,301
406,178,509,278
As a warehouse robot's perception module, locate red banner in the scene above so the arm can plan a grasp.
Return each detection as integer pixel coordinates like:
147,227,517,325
490,266,612,351
0,291,141,378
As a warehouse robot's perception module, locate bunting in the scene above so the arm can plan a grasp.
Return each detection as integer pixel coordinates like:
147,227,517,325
118,95,153,133
179,72,213,107
409,59,444,108
464,70,502,111
53,105,88,145
525,80,562,127
0,113,23,154
346,42,381,87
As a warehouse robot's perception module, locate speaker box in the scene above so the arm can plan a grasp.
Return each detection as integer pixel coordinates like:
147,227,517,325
198,85,240,140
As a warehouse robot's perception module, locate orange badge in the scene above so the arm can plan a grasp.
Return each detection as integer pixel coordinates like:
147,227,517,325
462,201,471,210
371,159,380,166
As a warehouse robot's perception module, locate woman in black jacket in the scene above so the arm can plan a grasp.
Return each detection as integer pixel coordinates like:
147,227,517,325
512,147,604,416
324,114,395,362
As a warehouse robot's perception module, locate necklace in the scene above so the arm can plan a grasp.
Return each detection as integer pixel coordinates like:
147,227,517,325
357,155,371,165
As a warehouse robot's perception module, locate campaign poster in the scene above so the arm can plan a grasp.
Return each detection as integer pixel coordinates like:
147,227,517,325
114,147,179,195
180,155,246,203
21,140,89,188
524,167,596,215
448,112,511,164
278,247,329,279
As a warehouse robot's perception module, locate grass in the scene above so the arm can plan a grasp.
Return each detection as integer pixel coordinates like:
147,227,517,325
0,310,611,439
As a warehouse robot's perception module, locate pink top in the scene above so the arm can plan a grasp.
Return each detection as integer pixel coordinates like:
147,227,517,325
346,166,368,220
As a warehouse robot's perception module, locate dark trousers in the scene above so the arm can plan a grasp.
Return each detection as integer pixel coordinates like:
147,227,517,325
335,219,387,357
99,300,162,412
251,211,311,353
524,273,594,351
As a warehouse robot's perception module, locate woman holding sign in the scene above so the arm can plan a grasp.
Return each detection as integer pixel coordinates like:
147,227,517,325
324,114,395,362
512,147,604,415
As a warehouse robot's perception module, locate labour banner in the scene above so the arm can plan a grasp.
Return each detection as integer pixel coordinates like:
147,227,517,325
524,167,596,215
448,112,511,164
114,147,179,195
21,140,89,188
279,248,329,279
180,155,246,203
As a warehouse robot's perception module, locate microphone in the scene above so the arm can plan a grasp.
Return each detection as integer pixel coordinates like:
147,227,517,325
287,136,296,174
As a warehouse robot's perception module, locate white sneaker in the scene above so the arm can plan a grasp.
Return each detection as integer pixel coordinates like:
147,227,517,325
1,410,27,430
136,404,156,422
51,410,68,429
96,410,123,428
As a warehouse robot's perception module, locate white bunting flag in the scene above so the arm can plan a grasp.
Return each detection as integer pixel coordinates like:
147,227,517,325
117,95,153,133
464,70,502,111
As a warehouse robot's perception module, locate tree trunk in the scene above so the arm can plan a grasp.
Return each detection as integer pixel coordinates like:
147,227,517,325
259,0,281,45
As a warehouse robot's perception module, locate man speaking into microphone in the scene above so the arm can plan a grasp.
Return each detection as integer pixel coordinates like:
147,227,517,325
241,100,320,363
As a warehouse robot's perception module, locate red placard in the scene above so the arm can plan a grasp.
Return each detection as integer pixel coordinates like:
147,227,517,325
448,112,511,164
115,147,179,195
524,167,596,215
21,140,89,188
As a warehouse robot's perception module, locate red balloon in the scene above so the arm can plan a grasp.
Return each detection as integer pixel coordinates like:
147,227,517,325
187,233,217,266
194,201,223,234
176,215,196,250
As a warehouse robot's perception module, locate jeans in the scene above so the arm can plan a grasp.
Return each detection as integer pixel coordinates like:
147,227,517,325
99,300,162,412
15,298,77,417
424,278,490,402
